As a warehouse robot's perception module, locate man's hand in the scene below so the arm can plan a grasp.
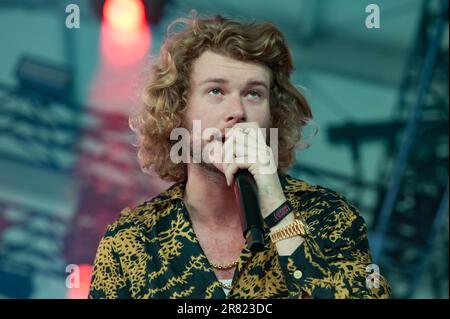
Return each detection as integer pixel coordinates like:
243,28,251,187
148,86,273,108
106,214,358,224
208,122,286,217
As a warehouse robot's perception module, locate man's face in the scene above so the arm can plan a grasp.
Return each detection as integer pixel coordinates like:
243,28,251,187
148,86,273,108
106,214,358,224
184,50,271,173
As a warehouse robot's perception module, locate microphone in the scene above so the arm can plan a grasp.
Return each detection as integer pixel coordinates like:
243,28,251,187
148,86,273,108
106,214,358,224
233,169,265,254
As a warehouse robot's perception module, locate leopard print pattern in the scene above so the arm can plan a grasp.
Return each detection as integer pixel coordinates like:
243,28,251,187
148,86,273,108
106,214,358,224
89,175,390,299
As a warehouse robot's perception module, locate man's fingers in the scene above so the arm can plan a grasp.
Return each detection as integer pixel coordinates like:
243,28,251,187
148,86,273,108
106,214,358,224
225,157,251,186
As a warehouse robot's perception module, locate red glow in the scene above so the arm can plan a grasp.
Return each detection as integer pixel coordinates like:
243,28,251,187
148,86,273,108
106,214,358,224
100,22,151,67
66,264,93,299
100,0,151,67
103,0,146,33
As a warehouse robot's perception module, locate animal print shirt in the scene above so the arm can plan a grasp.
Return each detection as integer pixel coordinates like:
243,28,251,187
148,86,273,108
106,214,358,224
89,174,390,299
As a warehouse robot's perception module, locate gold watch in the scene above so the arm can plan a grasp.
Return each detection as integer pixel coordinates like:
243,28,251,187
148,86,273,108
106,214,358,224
269,219,308,243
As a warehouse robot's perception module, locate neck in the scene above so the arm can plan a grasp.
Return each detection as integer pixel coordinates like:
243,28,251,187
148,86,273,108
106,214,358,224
184,164,241,228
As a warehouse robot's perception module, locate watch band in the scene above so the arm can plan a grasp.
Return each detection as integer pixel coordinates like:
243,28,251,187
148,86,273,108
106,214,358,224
269,219,308,243
264,200,292,228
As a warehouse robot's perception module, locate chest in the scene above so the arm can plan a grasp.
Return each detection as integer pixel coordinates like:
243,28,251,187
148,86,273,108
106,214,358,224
193,225,245,280
195,226,244,257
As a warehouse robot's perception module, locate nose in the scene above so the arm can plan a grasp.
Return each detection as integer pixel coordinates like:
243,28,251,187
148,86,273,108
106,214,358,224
225,96,246,124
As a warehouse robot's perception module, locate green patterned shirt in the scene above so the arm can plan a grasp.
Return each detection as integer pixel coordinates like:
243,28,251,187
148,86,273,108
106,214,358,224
89,174,390,299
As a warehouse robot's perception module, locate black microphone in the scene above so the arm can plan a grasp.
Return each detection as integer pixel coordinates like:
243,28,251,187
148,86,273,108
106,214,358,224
233,169,265,254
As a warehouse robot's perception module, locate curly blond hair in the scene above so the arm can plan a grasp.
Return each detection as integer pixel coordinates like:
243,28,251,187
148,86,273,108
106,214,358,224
129,13,313,182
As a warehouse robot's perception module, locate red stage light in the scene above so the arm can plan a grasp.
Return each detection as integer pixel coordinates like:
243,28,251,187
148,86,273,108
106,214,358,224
103,0,146,33
100,0,151,67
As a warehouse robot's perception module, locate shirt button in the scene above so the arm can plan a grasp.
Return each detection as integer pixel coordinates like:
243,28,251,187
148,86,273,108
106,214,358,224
293,270,303,279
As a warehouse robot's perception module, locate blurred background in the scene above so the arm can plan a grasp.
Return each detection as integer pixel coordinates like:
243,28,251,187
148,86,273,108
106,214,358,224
0,0,448,299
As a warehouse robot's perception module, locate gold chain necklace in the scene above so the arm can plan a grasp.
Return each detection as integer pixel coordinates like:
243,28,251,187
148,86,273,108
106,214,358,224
209,259,238,291
209,260,238,270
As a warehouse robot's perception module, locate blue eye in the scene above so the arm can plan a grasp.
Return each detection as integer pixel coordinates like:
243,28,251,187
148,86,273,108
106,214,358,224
208,88,223,96
247,90,261,99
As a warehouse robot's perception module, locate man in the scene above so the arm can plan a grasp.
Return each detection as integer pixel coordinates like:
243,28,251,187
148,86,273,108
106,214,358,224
89,14,390,299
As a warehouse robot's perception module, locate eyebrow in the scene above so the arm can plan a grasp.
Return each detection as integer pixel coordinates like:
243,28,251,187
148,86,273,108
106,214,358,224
198,78,270,91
